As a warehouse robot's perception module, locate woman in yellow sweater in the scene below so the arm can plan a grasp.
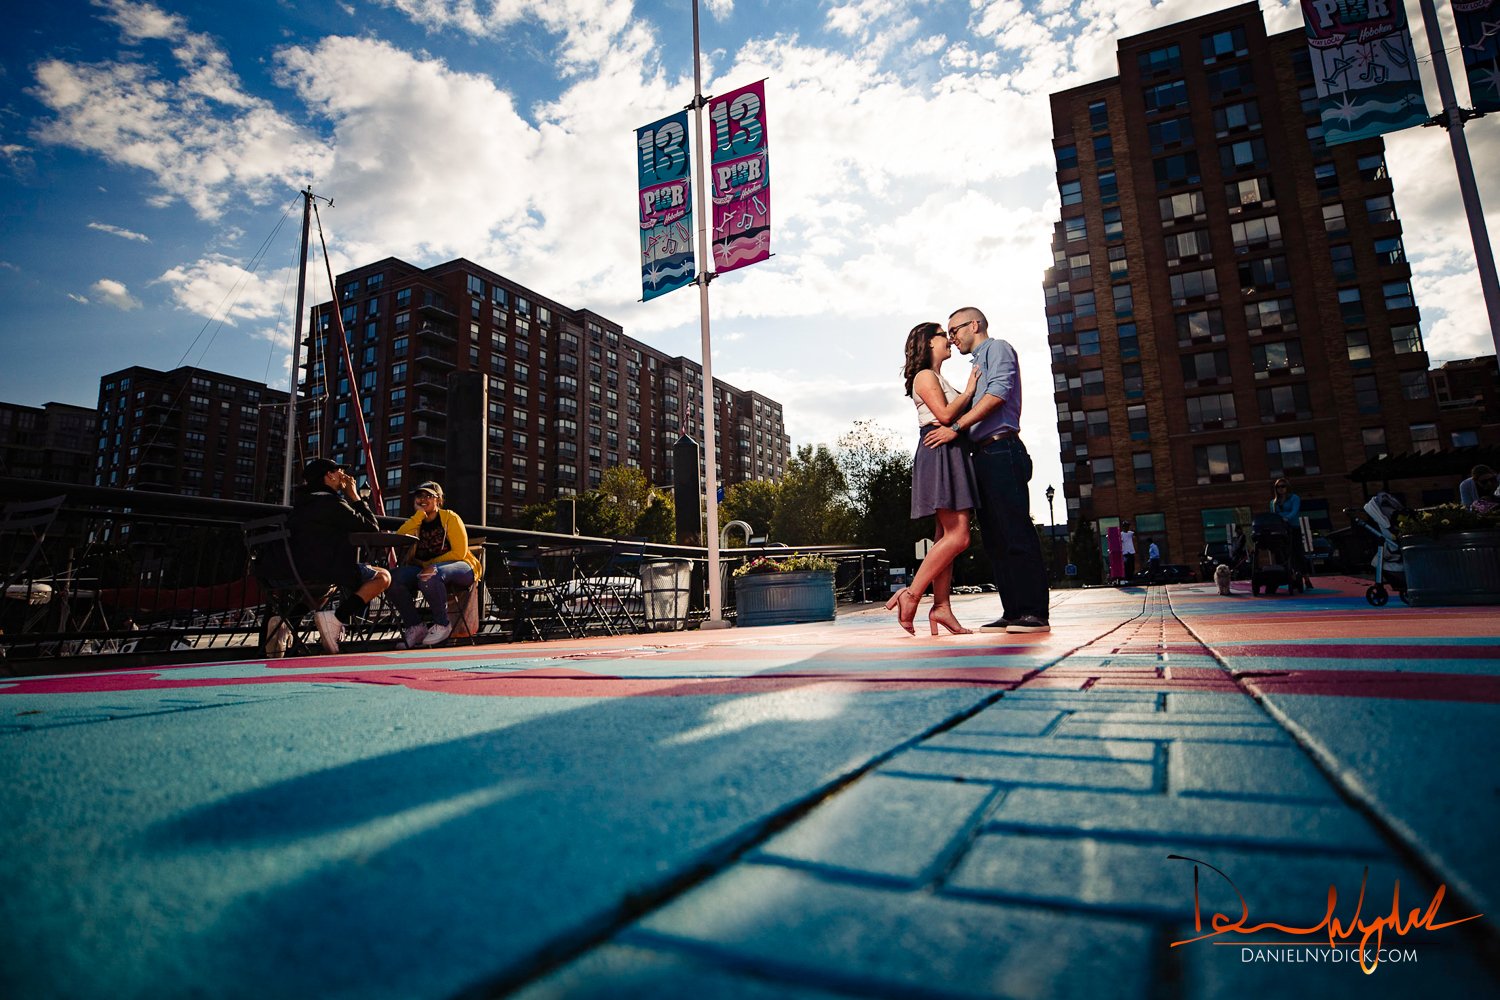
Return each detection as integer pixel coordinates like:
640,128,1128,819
386,481,483,648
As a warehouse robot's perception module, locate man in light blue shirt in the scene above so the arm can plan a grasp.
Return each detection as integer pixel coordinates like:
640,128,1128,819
923,307,1049,632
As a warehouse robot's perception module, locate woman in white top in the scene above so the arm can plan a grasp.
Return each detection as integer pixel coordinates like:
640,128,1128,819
885,321,980,634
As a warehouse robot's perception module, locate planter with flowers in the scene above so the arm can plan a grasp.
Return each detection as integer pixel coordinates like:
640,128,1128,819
732,554,838,626
1394,504,1500,606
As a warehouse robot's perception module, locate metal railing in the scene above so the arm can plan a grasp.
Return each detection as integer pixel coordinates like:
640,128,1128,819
0,477,885,673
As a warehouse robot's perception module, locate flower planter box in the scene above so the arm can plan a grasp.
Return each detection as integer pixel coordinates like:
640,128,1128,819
1399,530,1500,606
734,570,836,627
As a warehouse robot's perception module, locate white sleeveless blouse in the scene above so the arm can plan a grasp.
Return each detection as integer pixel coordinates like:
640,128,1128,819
915,373,961,427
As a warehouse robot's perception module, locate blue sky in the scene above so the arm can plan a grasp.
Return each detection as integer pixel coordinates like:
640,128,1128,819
2,0,1497,520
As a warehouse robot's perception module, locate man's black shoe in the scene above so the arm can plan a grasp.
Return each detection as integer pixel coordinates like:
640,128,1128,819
978,618,1012,633
1006,615,1051,633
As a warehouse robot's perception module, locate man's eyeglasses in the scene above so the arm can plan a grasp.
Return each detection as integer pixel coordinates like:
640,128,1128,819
948,319,976,338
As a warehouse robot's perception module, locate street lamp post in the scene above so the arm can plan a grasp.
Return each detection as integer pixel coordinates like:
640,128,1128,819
1045,485,1056,581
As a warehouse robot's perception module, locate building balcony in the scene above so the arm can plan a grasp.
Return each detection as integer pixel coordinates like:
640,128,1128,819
413,346,455,367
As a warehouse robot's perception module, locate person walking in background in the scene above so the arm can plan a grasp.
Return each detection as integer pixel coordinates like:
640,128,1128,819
1120,520,1136,580
385,481,483,648
1271,477,1307,583
1146,537,1162,581
886,321,980,635
288,457,391,654
922,307,1050,633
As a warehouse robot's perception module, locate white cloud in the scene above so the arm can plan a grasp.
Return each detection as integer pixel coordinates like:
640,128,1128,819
88,221,151,242
372,0,636,69
90,278,142,310
68,292,89,304
28,0,331,218
703,0,734,18
157,254,292,324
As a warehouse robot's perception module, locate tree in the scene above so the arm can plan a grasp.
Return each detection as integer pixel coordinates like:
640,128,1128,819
1068,521,1104,585
721,479,779,543
772,444,856,544
632,490,676,543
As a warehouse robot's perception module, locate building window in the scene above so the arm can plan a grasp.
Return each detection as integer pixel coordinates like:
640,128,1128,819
1113,283,1134,316
1353,374,1380,413
1059,180,1083,205
1365,195,1396,224
1452,429,1480,448
1251,339,1304,378
1230,215,1282,253
1133,452,1154,491
1098,171,1118,203
1194,442,1245,484
1108,245,1129,278
1122,362,1143,397
1144,79,1189,113
1139,43,1182,75
1409,423,1439,454
1078,329,1100,355
1154,151,1201,189
1219,137,1269,172
1186,392,1237,430
1094,134,1114,166
1055,144,1078,170
1202,26,1248,63
1069,253,1091,278
1092,456,1116,487
1323,203,1347,234
1088,99,1109,130
1329,243,1357,282
1177,308,1226,344
1159,189,1206,223
1362,427,1387,460
1383,280,1415,310
1226,176,1274,212
1267,434,1320,477
1256,383,1312,421
1374,235,1406,266
1338,288,1364,324
1346,329,1371,363
1081,369,1104,395
1169,267,1218,305
1181,349,1231,386
1128,404,1149,439
1401,371,1430,400
1213,99,1261,136
1147,115,1195,152
1117,321,1139,357
1074,291,1096,318
1391,323,1423,354
1165,228,1212,262
1315,162,1339,198
1358,153,1389,181
1103,207,1123,241
1086,409,1110,437
1207,63,1255,99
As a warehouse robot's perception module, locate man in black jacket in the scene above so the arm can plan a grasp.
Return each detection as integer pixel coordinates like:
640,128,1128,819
288,457,391,653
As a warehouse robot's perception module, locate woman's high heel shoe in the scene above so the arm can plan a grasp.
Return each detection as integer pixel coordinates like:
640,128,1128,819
929,604,972,635
884,587,919,635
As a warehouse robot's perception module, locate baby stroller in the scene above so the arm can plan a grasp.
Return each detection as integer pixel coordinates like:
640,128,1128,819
1249,512,1303,596
1345,492,1409,606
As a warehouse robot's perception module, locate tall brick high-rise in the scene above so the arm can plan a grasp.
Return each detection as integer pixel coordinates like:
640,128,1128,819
94,366,289,501
1045,2,1441,563
305,258,791,524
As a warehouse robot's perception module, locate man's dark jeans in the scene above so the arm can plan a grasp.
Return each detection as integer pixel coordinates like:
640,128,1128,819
970,436,1049,622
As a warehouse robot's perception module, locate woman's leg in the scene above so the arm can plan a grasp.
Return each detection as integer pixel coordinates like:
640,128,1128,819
384,565,425,626
909,508,971,600
419,562,475,626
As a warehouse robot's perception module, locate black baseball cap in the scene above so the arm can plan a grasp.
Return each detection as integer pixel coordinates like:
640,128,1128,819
412,481,444,500
303,457,350,487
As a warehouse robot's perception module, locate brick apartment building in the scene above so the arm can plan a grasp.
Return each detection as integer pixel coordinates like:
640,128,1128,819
306,258,792,525
0,401,96,484
1046,2,1450,562
94,366,288,502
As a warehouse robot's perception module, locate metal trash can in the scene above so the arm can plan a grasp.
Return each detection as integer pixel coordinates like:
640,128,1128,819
640,558,692,631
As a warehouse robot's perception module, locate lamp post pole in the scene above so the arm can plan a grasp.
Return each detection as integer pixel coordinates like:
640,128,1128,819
1045,485,1056,581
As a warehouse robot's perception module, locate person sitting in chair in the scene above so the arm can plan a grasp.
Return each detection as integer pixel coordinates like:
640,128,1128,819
288,457,390,654
385,481,482,648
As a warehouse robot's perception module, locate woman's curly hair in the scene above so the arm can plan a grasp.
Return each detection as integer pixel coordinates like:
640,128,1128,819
903,322,944,397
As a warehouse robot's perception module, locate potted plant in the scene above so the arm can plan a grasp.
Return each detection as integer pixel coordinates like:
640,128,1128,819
1393,504,1500,606
732,554,838,626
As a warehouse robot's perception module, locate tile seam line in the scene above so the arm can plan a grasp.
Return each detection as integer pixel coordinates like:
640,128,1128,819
1164,587,1500,968
463,599,1150,998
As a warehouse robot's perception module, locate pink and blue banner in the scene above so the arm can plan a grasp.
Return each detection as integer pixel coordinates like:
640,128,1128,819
1300,0,1429,145
1453,0,1500,113
636,110,695,301
707,80,770,274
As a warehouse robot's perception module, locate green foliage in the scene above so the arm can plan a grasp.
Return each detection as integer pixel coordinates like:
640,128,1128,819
721,479,779,543
1068,520,1104,585
1395,503,1500,538
518,468,674,542
732,553,837,577
632,490,676,543
772,444,856,544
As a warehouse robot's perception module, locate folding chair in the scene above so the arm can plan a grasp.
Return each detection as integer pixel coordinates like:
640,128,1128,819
439,544,486,646
585,538,647,634
495,548,576,641
241,515,337,657
1,495,66,639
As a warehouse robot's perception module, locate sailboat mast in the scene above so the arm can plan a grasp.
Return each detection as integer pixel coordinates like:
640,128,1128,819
281,187,313,504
